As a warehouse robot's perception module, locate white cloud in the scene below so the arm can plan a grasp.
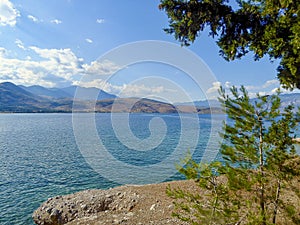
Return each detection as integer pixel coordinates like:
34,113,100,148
73,79,121,93
27,14,39,23
262,79,279,88
0,43,124,88
258,91,266,96
224,81,231,88
270,87,298,95
0,47,7,56
204,79,283,99
215,79,300,99
106,82,182,102
29,46,81,64
82,59,122,76
74,79,170,99
0,53,58,87
207,81,221,94
96,18,105,24
243,79,280,97
206,81,222,99
0,45,86,87
15,39,26,50
0,0,20,26
50,19,62,24
245,80,279,91
85,38,93,43
74,79,114,90
29,46,85,81
0,44,200,102
120,84,165,97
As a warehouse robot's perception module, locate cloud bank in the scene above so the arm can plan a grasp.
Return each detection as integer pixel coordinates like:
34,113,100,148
0,0,20,26
0,42,169,99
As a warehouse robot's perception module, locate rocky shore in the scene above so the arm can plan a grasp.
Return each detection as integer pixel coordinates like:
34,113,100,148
33,180,198,225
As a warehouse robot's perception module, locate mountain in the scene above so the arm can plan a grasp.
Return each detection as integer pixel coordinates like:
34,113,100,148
19,85,72,99
176,99,220,108
247,93,300,112
177,93,300,109
61,86,117,100
1,82,299,113
20,85,117,100
0,82,177,113
94,98,177,113
0,82,49,112
278,93,300,108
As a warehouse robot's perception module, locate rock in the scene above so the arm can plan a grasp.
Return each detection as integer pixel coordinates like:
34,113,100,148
33,180,197,225
33,187,140,225
149,204,156,211
80,204,87,210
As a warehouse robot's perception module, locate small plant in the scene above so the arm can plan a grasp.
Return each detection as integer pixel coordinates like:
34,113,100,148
167,86,300,224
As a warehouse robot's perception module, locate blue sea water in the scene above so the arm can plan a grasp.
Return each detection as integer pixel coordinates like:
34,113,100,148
0,113,223,225
0,113,299,225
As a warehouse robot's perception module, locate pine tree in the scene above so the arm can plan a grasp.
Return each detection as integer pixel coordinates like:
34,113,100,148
159,0,300,89
167,86,300,224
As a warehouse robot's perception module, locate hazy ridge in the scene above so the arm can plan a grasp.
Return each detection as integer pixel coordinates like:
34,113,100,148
0,82,299,113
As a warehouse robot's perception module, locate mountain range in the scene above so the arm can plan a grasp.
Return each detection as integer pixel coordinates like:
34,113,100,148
19,84,117,100
0,82,180,113
0,82,299,113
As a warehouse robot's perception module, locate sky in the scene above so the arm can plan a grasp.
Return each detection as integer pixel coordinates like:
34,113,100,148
0,0,298,102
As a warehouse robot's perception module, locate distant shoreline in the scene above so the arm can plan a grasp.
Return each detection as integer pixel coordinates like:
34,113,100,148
0,110,225,114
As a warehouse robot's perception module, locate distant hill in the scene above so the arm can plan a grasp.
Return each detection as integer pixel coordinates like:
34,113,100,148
61,86,117,100
279,93,300,108
19,85,72,99
176,99,220,108
0,82,179,113
177,93,300,110
94,98,177,113
20,84,117,100
1,82,299,113
0,82,48,112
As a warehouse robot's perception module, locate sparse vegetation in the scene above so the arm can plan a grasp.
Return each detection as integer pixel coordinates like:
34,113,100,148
167,86,300,224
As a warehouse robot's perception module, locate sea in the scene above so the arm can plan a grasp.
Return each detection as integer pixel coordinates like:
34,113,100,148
0,113,299,225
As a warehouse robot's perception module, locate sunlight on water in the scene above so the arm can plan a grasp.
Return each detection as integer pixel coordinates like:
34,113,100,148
0,113,298,225
0,113,222,225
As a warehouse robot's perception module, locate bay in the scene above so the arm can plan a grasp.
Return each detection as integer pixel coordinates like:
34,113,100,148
0,113,298,225
0,113,221,225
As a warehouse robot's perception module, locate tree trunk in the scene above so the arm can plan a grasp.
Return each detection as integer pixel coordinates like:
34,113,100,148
258,116,266,225
272,179,281,224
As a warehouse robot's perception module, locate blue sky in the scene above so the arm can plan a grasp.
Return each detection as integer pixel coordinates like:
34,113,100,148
0,0,297,102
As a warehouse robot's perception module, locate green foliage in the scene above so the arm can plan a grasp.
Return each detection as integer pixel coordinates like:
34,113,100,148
159,0,300,89
167,156,240,224
167,86,300,224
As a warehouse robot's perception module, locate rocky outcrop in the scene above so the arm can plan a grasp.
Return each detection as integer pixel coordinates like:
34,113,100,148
33,180,197,225
33,186,140,225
